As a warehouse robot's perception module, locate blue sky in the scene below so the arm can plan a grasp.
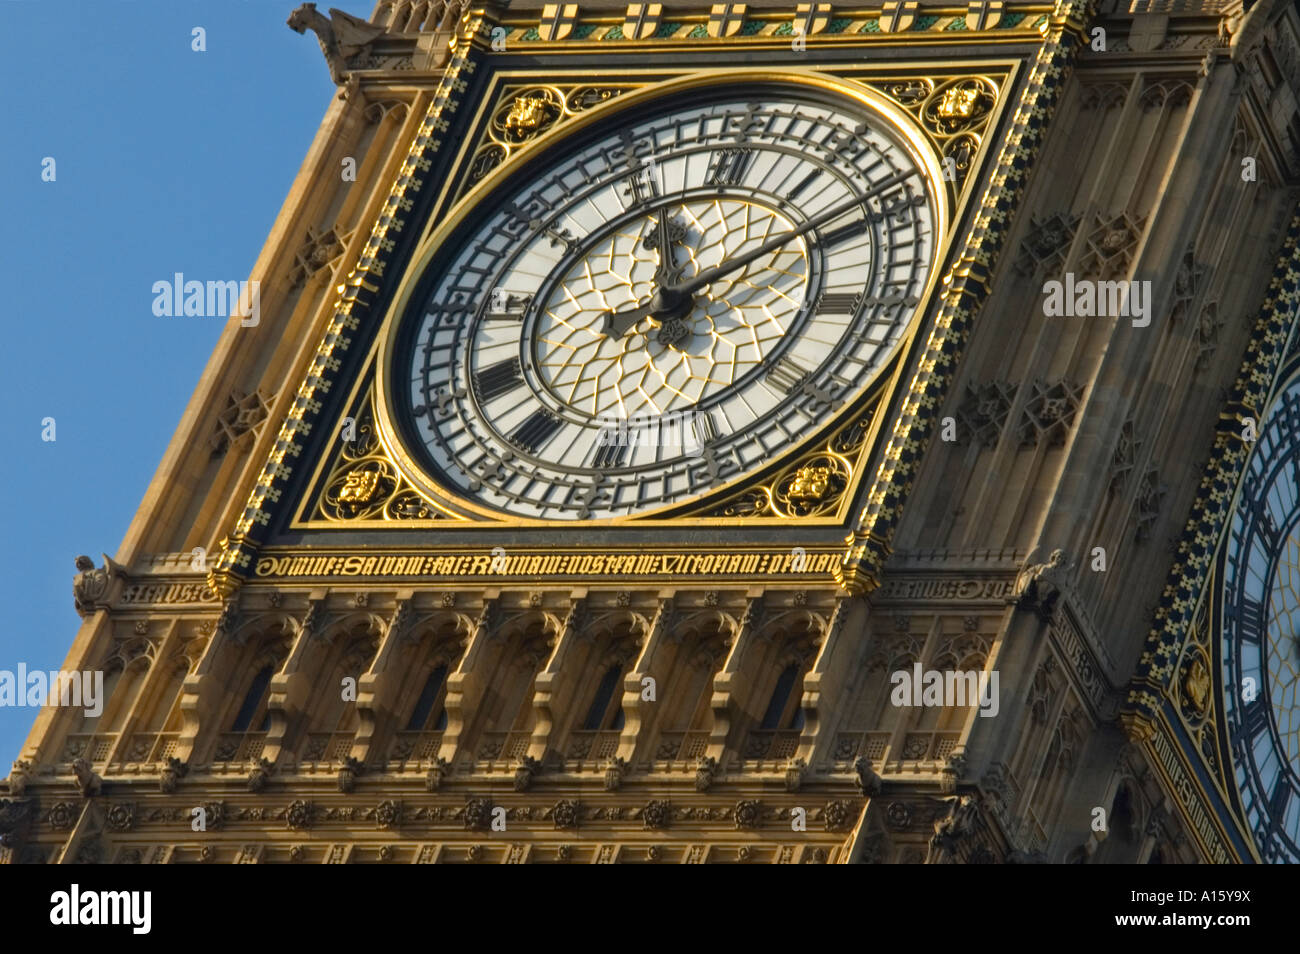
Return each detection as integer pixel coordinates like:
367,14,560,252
0,2,336,768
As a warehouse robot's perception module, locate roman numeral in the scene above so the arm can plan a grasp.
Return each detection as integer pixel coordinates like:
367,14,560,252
818,292,861,314
1236,595,1265,644
509,409,562,454
474,358,523,401
706,148,754,188
592,430,628,469
1244,697,1270,738
765,356,811,394
819,219,868,248
764,356,844,412
623,168,660,207
693,409,720,446
1269,775,1292,823
786,169,821,201
1253,500,1281,549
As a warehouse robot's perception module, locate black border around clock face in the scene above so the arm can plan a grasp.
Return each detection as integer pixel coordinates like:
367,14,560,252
390,80,938,520
1222,374,1300,862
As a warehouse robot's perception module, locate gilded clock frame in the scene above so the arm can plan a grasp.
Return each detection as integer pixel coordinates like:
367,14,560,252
291,65,1018,530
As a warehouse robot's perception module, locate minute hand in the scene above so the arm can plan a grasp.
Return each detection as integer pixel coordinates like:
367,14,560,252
667,170,920,298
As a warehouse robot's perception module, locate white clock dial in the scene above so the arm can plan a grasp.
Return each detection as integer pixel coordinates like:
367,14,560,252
392,84,938,519
1223,376,1300,861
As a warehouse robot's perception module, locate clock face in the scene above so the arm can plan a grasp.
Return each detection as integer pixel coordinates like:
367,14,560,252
387,82,939,519
1222,376,1300,861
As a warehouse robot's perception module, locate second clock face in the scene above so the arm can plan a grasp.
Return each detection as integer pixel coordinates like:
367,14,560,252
392,82,939,519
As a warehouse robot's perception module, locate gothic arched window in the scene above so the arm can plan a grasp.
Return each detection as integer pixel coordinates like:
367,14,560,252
582,664,625,731
760,664,804,731
231,665,273,733
406,664,449,732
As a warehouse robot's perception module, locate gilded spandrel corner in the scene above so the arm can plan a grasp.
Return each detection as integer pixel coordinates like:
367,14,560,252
7,0,1300,867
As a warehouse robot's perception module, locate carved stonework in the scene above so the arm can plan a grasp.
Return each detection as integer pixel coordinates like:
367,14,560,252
854,757,883,796
1169,247,1207,324
784,757,807,793
552,799,579,830
513,756,541,791
1078,82,1127,112
425,757,450,792
287,3,389,86
1018,379,1084,447
247,757,273,793
73,554,121,618
1134,466,1168,542
1010,548,1073,620
464,797,493,831
824,799,857,832
288,225,353,287
46,801,78,831
210,389,273,455
1014,212,1080,276
337,757,363,793
285,799,314,830
604,756,628,791
0,798,35,851
695,755,718,792
373,799,401,830
927,794,980,863
72,757,102,797
957,380,1016,448
1078,212,1147,279
734,799,761,830
1109,418,1141,494
104,802,135,832
1139,80,1193,113
1194,302,1224,370
641,798,671,830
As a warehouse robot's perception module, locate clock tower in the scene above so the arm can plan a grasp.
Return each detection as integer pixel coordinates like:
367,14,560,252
5,0,1300,865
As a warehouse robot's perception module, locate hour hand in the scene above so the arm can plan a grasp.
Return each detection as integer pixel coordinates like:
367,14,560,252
603,299,656,338
602,285,692,338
